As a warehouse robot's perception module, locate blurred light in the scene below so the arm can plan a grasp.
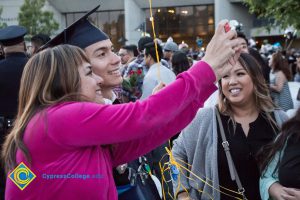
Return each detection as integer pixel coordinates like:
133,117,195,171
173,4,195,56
157,9,161,13
208,17,214,24
201,47,205,51
181,10,188,14
168,9,175,14
149,17,153,21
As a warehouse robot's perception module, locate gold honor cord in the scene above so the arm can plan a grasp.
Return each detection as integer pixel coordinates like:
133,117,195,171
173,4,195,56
156,147,244,200
148,0,161,82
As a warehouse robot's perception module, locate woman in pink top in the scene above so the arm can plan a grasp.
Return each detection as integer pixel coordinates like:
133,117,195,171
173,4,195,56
3,21,241,200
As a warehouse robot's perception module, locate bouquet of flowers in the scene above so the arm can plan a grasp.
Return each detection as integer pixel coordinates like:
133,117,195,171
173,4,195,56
122,67,144,102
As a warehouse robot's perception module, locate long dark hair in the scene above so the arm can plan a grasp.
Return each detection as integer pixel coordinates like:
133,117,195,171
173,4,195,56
271,51,292,81
259,108,300,174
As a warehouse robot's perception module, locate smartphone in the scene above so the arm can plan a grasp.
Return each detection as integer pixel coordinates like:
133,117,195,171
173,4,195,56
224,20,239,32
224,22,231,33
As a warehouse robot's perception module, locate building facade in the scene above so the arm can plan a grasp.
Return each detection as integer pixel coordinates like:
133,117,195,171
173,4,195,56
1,0,294,49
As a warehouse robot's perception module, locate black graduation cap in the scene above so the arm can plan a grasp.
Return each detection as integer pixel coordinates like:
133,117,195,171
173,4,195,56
41,4,109,50
0,25,27,46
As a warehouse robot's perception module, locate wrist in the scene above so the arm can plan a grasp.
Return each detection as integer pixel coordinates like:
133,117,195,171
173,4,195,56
202,56,215,73
199,59,219,83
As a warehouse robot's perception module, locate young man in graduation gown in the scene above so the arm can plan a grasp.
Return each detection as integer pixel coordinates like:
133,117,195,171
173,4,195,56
43,6,122,105
42,5,161,199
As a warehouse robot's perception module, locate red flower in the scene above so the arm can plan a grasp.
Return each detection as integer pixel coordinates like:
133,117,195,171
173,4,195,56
137,69,142,75
129,70,135,75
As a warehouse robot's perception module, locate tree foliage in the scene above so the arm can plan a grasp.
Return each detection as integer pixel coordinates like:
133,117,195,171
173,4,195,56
243,0,300,30
18,0,59,36
0,6,8,28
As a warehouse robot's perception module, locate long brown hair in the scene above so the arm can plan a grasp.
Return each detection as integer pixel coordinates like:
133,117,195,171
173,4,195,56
271,51,292,81
2,45,90,173
218,53,278,133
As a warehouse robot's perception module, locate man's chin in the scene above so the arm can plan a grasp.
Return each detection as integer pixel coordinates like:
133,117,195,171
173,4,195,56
113,78,123,86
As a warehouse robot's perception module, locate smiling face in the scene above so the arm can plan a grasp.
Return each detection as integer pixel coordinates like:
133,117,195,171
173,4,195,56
221,61,255,107
84,39,122,91
78,62,104,104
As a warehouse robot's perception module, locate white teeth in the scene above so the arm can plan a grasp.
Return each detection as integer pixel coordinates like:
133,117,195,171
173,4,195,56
230,89,240,94
112,71,120,76
108,69,121,76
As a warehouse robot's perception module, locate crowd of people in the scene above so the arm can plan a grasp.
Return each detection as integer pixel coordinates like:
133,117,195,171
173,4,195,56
0,4,300,200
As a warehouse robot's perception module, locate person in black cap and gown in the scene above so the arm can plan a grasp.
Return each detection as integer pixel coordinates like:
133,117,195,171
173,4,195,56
0,25,28,199
42,5,122,105
42,5,161,199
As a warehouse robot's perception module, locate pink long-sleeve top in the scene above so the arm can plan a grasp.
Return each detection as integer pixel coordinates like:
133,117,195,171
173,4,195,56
5,61,217,200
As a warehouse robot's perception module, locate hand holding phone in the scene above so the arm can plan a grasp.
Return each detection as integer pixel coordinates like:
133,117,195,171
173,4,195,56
224,20,240,67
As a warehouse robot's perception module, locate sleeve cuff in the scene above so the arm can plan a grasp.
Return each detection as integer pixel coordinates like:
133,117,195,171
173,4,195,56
189,61,216,84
